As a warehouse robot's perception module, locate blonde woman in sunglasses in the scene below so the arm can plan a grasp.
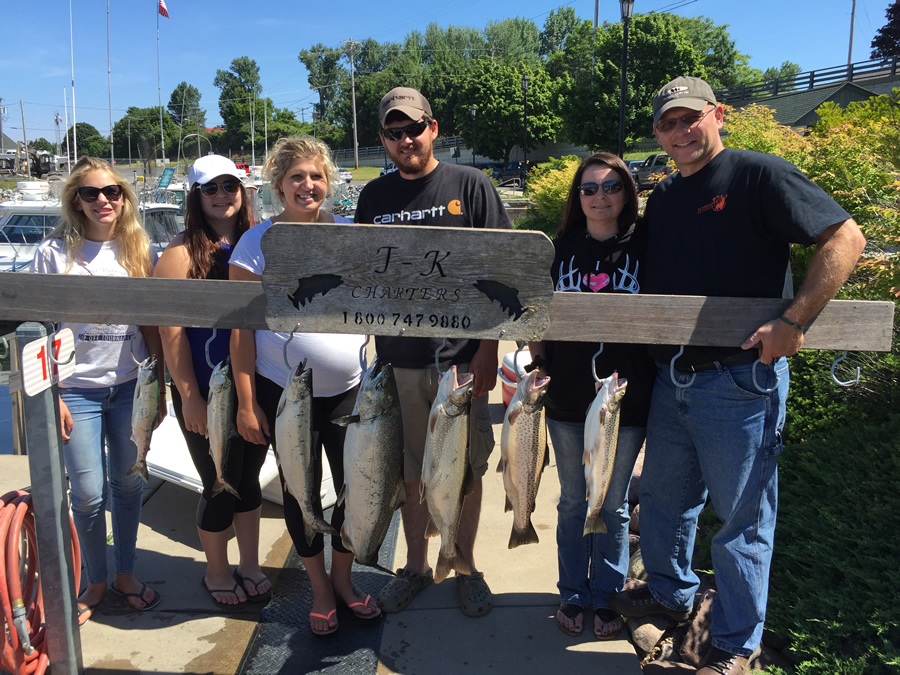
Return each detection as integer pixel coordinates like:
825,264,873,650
153,155,265,607
29,156,165,624
527,152,656,640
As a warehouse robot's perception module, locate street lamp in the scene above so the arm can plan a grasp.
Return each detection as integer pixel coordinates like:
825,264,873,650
470,105,477,167
521,73,530,189
618,0,635,158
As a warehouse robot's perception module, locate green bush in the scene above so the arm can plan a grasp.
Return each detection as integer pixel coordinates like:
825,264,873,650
523,155,581,229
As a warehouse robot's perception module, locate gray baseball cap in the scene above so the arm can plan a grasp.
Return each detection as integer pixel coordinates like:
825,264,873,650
652,76,717,126
379,87,432,127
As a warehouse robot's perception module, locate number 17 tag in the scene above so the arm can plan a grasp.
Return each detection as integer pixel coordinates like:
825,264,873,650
22,329,76,397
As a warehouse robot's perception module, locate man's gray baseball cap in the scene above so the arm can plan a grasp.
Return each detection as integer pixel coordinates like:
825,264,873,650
652,76,717,126
379,87,433,127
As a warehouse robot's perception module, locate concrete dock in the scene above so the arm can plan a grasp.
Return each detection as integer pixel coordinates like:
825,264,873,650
0,342,643,674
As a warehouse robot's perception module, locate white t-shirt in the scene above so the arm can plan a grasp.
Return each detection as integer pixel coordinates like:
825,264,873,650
28,238,157,388
229,217,365,397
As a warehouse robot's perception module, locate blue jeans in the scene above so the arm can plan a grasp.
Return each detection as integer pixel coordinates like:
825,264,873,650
61,379,144,585
548,418,646,610
640,358,789,656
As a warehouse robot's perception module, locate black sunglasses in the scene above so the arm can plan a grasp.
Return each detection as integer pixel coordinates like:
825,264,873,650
77,184,123,203
381,119,430,142
655,107,714,133
579,179,624,196
198,179,242,197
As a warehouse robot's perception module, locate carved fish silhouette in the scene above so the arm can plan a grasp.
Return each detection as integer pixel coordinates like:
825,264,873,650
287,274,344,308
473,279,525,321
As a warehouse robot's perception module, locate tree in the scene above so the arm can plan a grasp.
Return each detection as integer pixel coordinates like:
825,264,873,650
298,44,346,122
65,122,106,159
871,0,900,59
111,106,180,173
555,15,705,151
454,60,560,164
540,6,578,58
484,17,541,67
167,82,206,128
30,138,55,153
761,60,802,83
665,15,748,88
213,57,263,154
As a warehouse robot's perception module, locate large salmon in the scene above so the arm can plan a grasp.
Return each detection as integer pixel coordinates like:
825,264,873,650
420,365,474,583
127,355,159,482
338,357,406,572
583,372,627,535
499,369,550,548
274,361,337,546
207,357,240,499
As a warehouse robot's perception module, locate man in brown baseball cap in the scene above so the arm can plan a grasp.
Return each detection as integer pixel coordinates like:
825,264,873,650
610,73,866,675
378,87,433,128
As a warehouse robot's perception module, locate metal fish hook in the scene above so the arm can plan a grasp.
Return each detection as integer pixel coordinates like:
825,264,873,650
513,340,527,375
435,337,450,373
669,345,696,389
283,323,301,371
751,358,780,394
359,335,370,372
830,351,860,387
129,332,143,365
591,344,605,384
204,329,218,370
0,337,8,361
47,334,75,366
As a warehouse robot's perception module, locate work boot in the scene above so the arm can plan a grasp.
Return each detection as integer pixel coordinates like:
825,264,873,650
696,647,751,674
608,583,691,622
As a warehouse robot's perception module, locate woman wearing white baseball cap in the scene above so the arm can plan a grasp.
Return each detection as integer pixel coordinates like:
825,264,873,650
153,154,270,607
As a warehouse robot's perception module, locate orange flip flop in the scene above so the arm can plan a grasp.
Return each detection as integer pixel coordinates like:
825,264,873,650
309,608,338,635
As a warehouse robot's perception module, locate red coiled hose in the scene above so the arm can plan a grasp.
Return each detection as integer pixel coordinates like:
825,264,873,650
0,489,80,675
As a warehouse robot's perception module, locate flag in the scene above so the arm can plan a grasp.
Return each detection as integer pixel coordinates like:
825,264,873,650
158,0,169,18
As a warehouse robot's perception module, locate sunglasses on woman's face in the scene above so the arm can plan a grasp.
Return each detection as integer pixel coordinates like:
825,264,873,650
198,179,241,197
579,179,624,196
77,184,123,202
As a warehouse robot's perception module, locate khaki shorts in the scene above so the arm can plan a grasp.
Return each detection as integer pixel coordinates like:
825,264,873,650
393,364,495,484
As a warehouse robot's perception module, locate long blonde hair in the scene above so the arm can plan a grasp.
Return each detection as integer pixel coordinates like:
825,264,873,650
263,135,338,207
50,156,152,277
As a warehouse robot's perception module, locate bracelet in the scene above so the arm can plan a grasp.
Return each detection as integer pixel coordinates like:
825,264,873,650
778,314,805,331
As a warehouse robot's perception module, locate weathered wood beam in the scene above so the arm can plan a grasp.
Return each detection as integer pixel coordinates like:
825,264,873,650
0,274,893,351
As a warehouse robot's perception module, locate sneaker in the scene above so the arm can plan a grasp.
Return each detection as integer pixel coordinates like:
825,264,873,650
608,583,691,622
697,647,751,674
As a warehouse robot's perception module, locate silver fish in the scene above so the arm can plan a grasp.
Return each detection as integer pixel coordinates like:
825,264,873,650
420,365,474,583
499,369,550,549
127,355,159,482
338,357,406,572
583,372,627,535
207,357,240,499
274,361,337,546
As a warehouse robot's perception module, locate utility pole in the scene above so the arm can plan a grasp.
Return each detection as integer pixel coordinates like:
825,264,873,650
20,100,31,177
342,38,361,169
848,0,857,65
0,97,4,153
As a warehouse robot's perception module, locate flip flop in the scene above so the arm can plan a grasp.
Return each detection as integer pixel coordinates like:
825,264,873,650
77,601,100,627
233,569,272,603
345,591,382,620
309,608,338,636
594,607,624,640
110,582,161,611
556,602,584,636
201,576,247,607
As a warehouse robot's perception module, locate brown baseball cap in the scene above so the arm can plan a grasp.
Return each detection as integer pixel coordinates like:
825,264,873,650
652,76,717,126
379,87,432,127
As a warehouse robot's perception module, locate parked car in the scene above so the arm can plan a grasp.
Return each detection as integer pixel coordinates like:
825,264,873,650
338,168,353,183
492,161,529,185
633,154,671,191
379,162,397,176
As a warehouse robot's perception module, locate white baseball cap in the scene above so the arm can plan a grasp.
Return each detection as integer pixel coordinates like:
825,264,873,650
188,155,244,189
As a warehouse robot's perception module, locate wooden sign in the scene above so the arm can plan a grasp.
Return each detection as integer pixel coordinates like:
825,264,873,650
260,223,556,342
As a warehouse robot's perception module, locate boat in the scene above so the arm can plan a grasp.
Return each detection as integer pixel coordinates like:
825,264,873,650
0,181,182,272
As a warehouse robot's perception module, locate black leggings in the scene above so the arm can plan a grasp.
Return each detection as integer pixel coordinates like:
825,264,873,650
254,373,358,557
171,384,268,532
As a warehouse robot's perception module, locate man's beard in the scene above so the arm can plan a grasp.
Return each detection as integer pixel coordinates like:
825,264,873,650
392,142,433,174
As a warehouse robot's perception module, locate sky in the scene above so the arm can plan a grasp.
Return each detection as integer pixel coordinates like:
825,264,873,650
0,0,887,151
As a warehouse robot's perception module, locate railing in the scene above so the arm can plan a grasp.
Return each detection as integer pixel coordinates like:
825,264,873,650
715,56,900,104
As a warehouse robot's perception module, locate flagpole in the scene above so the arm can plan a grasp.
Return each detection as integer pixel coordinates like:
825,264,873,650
107,0,114,164
63,89,71,170
157,0,166,168
69,0,77,158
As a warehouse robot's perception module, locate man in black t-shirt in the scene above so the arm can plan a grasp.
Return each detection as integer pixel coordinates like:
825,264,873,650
355,87,512,617
609,76,866,675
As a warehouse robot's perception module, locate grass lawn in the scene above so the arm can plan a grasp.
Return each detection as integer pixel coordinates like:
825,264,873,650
346,166,382,181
